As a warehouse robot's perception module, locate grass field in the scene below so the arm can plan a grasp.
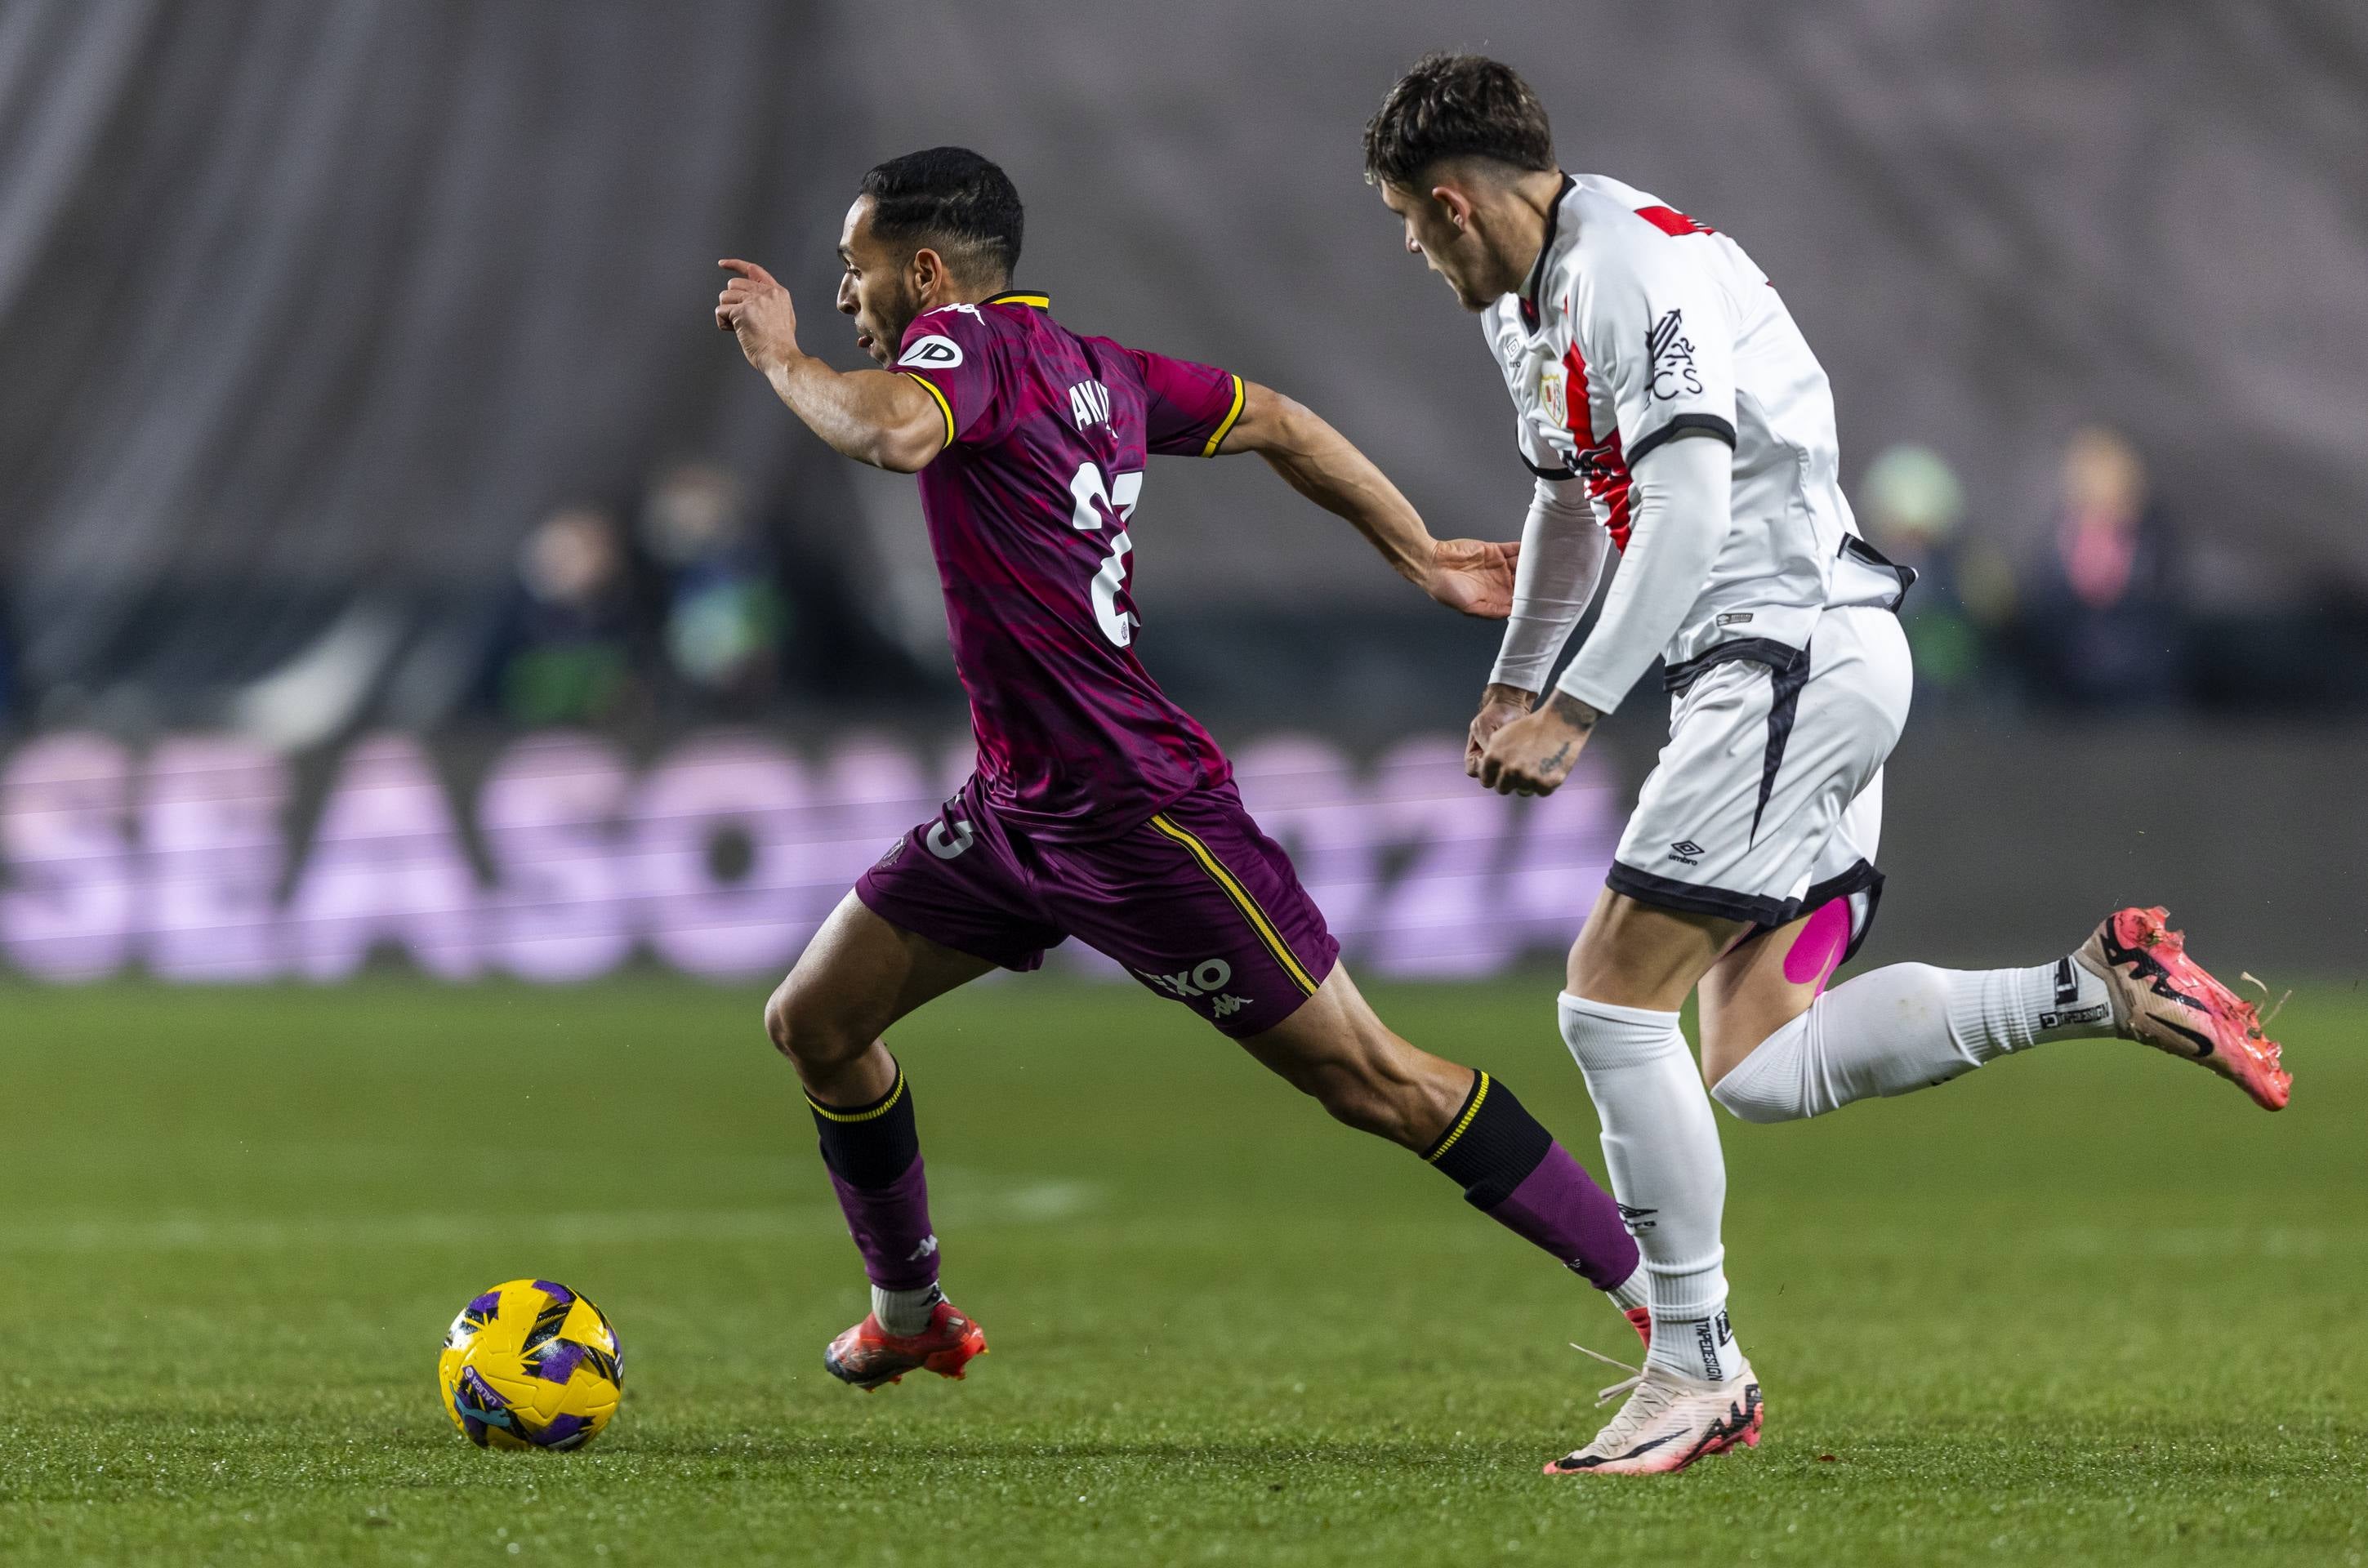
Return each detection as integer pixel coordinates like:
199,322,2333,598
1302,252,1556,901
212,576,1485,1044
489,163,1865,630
0,974,2361,1566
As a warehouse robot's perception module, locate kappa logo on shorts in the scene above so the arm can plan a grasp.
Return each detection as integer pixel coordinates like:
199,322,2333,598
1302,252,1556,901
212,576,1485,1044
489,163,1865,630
1140,959,1235,1000
1208,993,1251,1019
1668,840,1705,865
897,334,964,370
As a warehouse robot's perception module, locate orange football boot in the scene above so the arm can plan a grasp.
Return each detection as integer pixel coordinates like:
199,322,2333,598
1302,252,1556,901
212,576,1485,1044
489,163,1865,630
824,1298,987,1390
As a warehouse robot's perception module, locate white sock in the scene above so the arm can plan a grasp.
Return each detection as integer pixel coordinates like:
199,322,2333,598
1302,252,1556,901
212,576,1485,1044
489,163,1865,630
1711,956,2116,1125
1607,1265,1648,1313
1557,992,1746,1383
872,1281,943,1336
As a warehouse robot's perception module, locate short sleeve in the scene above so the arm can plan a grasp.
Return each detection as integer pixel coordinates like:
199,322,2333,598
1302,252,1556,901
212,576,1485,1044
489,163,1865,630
1578,233,1737,467
895,305,1012,448
1128,348,1245,457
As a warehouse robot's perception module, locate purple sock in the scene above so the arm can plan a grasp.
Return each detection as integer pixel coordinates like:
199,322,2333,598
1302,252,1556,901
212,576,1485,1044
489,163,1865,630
826,1156,940,1292
1481,1139,1639,1291
809,1064,940,1291
1423,1071,1639,1291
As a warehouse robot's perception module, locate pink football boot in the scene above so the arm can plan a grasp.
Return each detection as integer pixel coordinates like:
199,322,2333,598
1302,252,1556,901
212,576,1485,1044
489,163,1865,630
2075,906,2291,1111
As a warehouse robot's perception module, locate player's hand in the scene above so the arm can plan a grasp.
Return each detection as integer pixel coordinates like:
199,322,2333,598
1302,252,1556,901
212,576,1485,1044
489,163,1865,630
716,259,801,374
1465,683,1537,777
1421,537,1520,619
1476,691,1599,796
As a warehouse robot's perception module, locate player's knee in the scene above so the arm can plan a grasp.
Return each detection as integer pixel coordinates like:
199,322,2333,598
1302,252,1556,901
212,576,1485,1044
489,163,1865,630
761,978,865,1071
1706,1049,1805,1124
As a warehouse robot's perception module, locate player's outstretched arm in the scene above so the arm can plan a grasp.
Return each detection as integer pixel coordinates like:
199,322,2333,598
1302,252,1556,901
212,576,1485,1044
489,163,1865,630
1216,381,1518,619
1475,431,1730,795
716,260,946,473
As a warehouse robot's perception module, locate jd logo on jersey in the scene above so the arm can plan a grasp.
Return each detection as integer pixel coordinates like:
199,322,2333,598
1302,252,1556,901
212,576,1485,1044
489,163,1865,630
898,334,964,370
1647,308,1703,401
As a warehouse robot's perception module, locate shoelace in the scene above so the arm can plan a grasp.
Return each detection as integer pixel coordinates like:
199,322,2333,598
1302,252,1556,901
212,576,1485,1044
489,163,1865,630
2239,971,2291,1030
1569,1340,1649,1408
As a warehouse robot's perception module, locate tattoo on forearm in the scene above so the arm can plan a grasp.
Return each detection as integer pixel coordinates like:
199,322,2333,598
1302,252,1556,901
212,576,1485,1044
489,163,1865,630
1548,692,1600,730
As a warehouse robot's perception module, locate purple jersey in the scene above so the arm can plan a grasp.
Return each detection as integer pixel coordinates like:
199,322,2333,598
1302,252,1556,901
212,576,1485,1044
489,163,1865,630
894,292,1246,841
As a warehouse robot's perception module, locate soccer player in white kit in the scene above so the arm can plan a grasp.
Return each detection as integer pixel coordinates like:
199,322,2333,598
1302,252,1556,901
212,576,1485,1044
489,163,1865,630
1361,53,2292,1476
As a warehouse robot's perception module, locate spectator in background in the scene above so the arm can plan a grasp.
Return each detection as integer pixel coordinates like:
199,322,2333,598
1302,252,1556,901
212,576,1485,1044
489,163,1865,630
639,461,785,715
490,505,649,727
2020,425,2183,709
1859,442,2015,709
0,581,16,730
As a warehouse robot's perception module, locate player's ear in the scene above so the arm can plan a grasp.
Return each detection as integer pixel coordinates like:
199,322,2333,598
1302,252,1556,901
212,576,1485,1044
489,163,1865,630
1429,183,1476,234
909,246,948,306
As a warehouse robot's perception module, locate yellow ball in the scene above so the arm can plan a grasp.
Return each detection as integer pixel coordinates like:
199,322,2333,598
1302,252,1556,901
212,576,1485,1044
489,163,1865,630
437,1279,623,1451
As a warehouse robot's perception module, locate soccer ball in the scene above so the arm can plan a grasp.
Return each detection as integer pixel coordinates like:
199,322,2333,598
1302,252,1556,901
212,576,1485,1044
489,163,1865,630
437,1278,623,1451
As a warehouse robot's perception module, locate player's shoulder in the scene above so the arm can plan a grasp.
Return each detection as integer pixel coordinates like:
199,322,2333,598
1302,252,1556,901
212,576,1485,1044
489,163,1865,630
894,303,997,375
1555,174,1724,318
894,293,1058,368
1563,175,1701,270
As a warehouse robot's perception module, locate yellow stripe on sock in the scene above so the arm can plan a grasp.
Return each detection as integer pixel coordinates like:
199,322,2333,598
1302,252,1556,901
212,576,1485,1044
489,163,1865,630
1148,812,1320,996
1199,374,1246,457
1424,1071,1491,1163
806,1069,905,1124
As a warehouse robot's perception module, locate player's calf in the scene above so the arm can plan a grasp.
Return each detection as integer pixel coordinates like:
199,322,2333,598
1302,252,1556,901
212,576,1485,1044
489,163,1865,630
1242,974,1647,1316
1707,905,2290,1123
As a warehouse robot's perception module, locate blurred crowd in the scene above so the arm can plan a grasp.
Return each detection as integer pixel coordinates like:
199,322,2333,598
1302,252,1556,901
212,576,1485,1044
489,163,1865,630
475,460,921,728
468,427,2368,727
0,432,2357,737
1860,425,2366,715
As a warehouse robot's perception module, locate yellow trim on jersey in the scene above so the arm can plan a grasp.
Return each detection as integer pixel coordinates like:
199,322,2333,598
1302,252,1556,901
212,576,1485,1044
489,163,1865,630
1424,1071,1492,1163
903,371,957,447
1147,812,1320,996
805,1069,906,1124
983,291,1051,310
1200,373,1246,457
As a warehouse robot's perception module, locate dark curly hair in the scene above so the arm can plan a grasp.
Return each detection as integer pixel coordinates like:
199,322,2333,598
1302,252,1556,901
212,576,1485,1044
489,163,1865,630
858,146,1023,287
1362,52,1556,189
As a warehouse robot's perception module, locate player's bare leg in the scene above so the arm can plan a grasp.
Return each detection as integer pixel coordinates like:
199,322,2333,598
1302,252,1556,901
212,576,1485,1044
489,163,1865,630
1239,964,1650,1339
1701,903,2291,1123
765,893,997,1389
1543,890,1764,1476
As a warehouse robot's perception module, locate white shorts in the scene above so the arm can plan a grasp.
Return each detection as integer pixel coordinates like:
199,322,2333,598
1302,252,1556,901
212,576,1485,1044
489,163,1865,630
1607,606,1912,956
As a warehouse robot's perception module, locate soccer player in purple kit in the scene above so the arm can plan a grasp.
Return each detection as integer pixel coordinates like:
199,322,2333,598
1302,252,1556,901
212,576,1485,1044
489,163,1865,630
715,146,1646,1393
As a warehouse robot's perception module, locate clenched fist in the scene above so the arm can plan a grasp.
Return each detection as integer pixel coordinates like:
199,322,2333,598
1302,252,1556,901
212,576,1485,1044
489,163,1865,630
716,259,802,375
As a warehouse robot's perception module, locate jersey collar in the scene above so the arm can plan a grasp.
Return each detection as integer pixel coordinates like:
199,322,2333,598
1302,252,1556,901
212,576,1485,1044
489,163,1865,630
1517,174,1576,332
983,289,1050,310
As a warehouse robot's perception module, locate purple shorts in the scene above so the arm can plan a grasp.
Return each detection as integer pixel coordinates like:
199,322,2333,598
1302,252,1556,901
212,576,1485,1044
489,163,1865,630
855,778,1340,1038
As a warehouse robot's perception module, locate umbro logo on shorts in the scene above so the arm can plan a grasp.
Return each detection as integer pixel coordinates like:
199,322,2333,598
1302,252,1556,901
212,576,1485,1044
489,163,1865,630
1668,840,1705,865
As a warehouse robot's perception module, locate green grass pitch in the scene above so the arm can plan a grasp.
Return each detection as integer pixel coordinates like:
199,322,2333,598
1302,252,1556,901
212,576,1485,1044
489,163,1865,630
0,974,2360,1566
